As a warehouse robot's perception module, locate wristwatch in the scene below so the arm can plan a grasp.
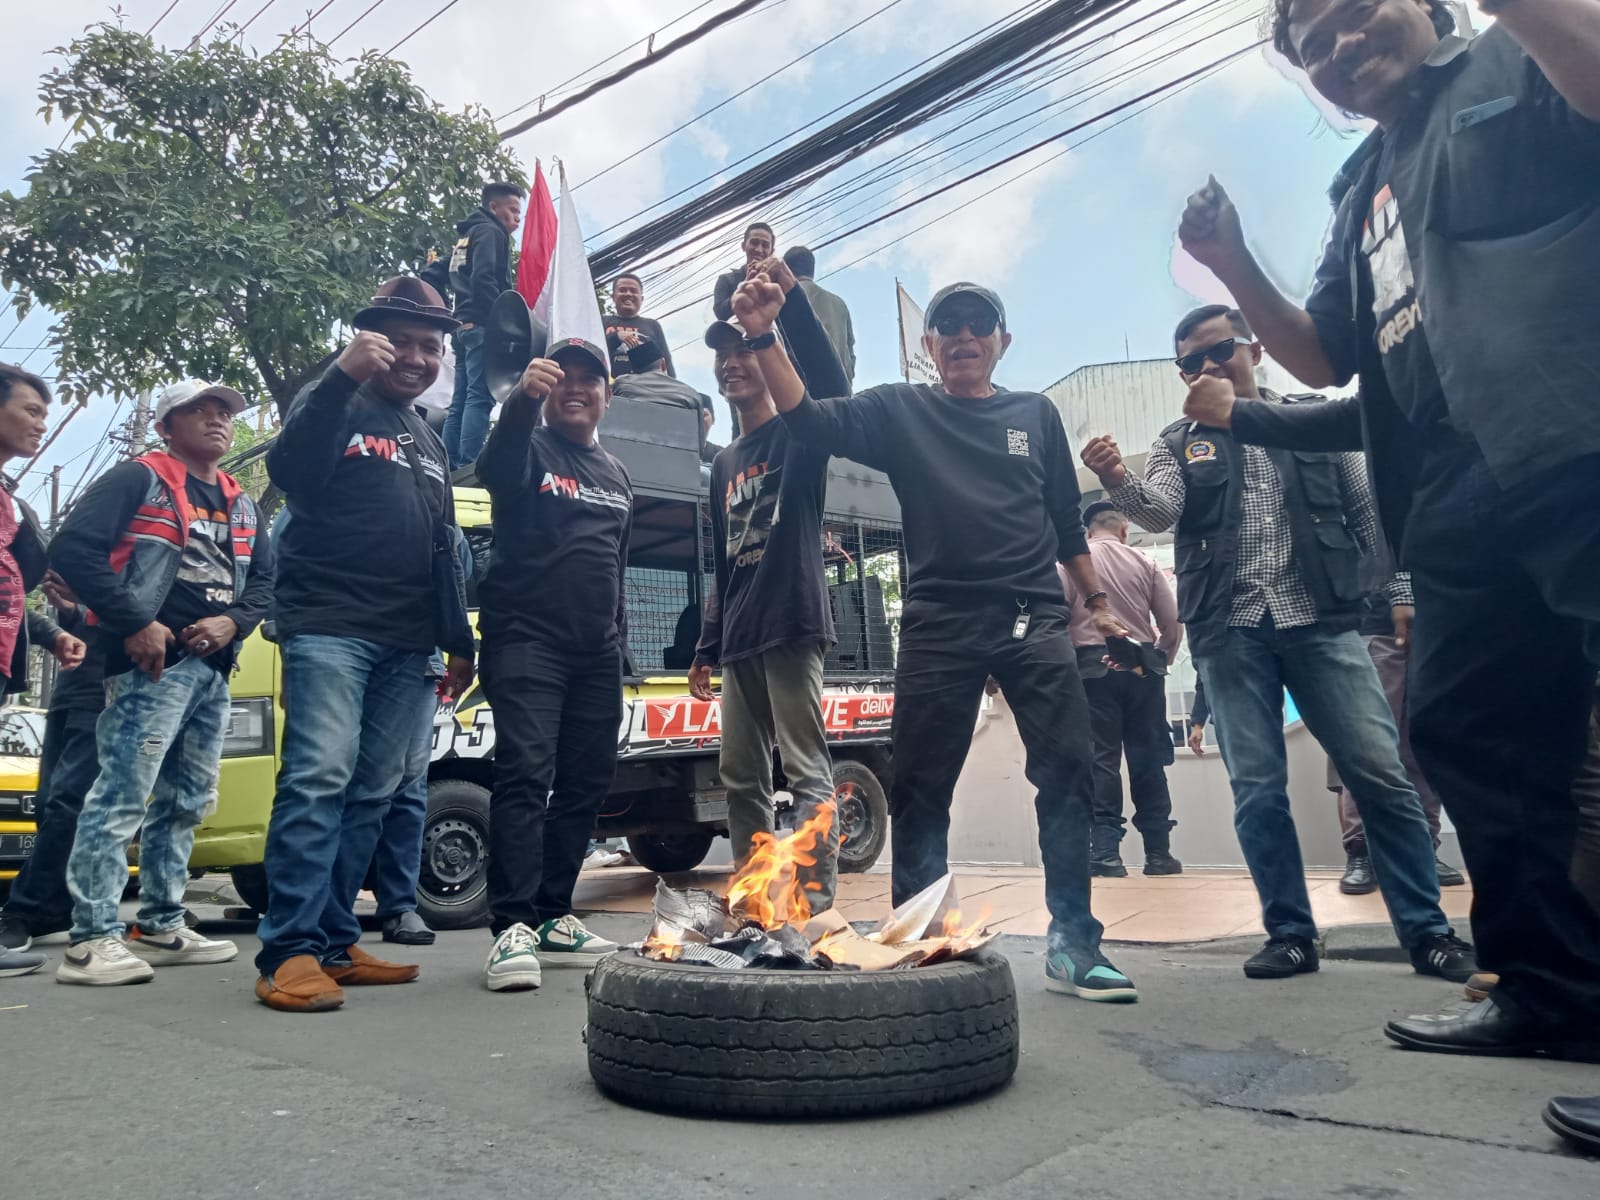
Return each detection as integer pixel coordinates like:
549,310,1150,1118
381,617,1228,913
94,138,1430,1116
742,330,778,351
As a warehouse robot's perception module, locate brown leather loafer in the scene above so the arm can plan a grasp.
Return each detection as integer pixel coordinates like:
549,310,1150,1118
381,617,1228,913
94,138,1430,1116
256,954,345,1012
323,944,419,986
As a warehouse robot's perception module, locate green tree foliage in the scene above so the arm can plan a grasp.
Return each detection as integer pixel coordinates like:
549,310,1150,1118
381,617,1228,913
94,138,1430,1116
0,24,522,412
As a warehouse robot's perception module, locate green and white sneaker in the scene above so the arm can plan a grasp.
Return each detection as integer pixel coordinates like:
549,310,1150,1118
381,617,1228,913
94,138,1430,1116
535,914,618,966
1045,944,1138,1003
484,923,542,992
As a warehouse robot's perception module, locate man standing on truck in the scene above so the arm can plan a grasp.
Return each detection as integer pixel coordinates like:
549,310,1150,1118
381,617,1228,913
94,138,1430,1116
732,275,1141,1002
474,337,632,992
256,277,474,1013
689,256,850,911
52,380,273,985
440,181,524,469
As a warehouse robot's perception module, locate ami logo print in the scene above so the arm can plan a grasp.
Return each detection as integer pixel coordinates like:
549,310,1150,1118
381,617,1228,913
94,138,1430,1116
1362,183,1420,356
724,461,780,570
538,472,630,512
1006,428,1030,457
343,432,447,484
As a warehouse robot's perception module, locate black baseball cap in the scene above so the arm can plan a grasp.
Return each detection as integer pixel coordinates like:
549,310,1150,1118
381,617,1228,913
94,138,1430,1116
1083,500,1122,524
549,337,610,377
704,317,747,349
925,282,1006,333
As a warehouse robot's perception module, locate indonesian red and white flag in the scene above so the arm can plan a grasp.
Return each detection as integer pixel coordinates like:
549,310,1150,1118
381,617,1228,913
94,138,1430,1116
536,162,609,370
515,161,558,314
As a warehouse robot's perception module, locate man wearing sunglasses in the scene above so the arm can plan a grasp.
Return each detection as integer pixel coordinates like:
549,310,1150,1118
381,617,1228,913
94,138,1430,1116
1081,304,1473,987
731,276,1140,1004
1173,0,1600,1088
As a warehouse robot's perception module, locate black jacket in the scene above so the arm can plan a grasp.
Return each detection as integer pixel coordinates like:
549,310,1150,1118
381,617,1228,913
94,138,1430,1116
712,265,747,321
448,208,512,327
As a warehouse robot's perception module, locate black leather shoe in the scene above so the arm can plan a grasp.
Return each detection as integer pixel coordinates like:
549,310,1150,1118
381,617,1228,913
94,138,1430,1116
1385,997,1600,1062
1544,1095,1600,1154
1143,851,1183,876
1089,855,1128,878
380,911,436,946
1339,855,1377,895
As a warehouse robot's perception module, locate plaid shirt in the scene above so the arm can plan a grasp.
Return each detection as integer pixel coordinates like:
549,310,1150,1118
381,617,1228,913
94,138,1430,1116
1108,394,1409,631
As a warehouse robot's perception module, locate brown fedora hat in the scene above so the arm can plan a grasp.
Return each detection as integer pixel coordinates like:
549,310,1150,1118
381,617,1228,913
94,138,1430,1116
352,276,459,332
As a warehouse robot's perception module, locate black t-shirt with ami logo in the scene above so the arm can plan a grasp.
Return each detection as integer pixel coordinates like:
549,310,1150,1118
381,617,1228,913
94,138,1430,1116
269,366,454,654
477,419,633,652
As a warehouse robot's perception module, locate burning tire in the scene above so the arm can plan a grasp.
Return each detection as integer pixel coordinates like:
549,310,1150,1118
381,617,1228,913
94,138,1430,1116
584,949,1019,1118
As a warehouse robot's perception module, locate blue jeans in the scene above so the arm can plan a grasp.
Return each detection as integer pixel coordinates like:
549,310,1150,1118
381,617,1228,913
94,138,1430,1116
371,684,438,917
440,328,489,470
4,707,102,931
66,657,229,941
1195,621,1449,948
256,636,432,973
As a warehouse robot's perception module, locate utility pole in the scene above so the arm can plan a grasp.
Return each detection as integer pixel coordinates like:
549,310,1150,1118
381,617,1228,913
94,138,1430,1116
124,390,153,459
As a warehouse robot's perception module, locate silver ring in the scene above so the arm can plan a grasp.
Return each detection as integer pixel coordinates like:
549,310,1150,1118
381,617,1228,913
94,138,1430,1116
197,640,210,650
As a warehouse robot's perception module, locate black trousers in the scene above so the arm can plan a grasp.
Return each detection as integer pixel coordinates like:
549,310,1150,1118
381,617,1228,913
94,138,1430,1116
889,598,1101,949
1406,452,1600,1026
3,707,101,930
1083,669,1176,856
480,637,622,936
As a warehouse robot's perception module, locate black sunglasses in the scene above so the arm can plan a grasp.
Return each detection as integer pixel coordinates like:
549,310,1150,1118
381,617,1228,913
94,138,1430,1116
931,311,999,338
1176,337,1251,376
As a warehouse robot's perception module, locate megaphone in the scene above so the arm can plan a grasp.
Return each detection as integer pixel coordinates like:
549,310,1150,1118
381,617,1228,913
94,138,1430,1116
484,289,549,404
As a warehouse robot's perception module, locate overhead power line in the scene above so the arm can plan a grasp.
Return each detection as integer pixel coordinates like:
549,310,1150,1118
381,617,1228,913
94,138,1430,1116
235,0,281,37
328,0,388,46
146,0,184,36
189,0,243,46
495,0,720,122
385,0,466,55
498,0,768,140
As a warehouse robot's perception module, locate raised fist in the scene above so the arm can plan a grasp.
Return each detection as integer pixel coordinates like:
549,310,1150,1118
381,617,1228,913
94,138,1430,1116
1183,375,1237,429
1080,434,1127,488
748,256,797,295
1178,175,1247,276
731,274,785,337
336,330,396,384
518,357,564,400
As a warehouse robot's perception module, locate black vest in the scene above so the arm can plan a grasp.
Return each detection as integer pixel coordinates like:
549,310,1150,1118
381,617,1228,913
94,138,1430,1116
1163,410,1365,656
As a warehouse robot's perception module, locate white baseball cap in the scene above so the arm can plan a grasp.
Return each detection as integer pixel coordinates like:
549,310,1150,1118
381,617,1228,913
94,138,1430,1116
154,380,248,426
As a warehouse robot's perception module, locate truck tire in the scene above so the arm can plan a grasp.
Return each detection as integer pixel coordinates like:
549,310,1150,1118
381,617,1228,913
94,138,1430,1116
231,863,269,915
586,950,1018,1118
832,757,889,873
416,778,492,930
626,830,715,875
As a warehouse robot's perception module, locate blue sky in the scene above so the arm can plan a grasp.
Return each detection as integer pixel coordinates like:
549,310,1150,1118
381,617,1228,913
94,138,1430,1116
3,0,1463,512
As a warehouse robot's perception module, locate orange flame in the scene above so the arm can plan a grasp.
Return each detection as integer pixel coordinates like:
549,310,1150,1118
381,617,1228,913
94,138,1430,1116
641,925,686,962
727,802,836,930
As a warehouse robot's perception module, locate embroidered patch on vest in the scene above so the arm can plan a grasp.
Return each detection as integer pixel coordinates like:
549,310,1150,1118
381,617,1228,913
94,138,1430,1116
1184,440,1217,462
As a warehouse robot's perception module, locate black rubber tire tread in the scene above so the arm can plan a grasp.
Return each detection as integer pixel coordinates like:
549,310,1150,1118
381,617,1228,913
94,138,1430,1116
585,950,1018,1118
626,830,716,875
830,756,889,874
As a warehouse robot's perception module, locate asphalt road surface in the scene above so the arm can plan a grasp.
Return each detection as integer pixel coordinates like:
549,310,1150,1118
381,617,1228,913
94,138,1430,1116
4,904,1596,1200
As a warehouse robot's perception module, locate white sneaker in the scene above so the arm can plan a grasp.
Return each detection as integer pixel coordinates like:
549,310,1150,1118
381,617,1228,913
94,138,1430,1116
128,924,239,966
56,936,156,986
535,914,619,966
484,923,542,992
582,849,624,870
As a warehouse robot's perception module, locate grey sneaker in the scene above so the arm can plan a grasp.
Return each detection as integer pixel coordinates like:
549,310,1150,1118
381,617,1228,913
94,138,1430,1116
535,914,619,966
128,924,239,966
56,936,155,986
485,923,542,992
0,946,46,977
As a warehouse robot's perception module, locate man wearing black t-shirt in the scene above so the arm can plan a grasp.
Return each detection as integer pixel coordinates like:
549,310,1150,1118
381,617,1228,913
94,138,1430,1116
256,277,476,1013
54,380,274,986
605,273,674,378
690,260,850,910
475,337,633,992
734,275,1139,1002
1176,0,1600,1076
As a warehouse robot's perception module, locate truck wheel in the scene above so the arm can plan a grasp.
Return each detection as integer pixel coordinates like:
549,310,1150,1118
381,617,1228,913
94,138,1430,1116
417,778,491,930
231,863,270,915
833,757,889,873
627,831,715,875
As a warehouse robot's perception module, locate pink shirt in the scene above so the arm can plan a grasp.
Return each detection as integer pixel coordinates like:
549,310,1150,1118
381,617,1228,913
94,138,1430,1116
1058,535,1181,658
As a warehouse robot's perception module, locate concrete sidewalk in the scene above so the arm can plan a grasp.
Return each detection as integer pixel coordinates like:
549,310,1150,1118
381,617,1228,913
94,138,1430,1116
572,862,1476,942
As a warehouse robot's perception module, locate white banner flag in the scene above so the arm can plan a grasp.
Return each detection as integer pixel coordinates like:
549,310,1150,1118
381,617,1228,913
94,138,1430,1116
896,282,940,386
537,162,609,372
